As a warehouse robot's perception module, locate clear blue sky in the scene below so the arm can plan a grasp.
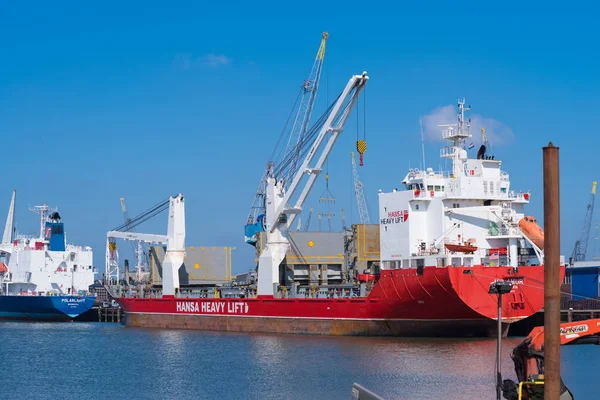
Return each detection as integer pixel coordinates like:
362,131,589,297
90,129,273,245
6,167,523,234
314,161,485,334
1,2,599,274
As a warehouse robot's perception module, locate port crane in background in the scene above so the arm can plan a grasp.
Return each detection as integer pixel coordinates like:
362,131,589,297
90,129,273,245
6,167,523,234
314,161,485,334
571,181,597,262
256,72,369,296
106,195,186,296
119,198,148,283
351,152,370,224
245,32,328,246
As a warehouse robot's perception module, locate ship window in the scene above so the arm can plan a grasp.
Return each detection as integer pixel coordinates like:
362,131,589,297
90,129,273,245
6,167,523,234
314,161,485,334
563,270,572,285
434,185,441,191
484,200,492,206
437,258,446,267
403,259,409,269
415,205,419,210
427,185,433,191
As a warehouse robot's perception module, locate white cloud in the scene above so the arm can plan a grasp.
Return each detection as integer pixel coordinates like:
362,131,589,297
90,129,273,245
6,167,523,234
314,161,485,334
173,53,232,70
201,53,231,67
421,104,514,146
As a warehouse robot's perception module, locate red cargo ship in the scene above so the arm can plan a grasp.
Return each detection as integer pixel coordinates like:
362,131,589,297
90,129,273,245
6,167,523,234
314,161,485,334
115,98,559,337
118,265,554,337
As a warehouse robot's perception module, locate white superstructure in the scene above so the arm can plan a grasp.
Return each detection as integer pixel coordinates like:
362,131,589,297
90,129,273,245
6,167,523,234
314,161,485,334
379,99,543,270
0,191,96,295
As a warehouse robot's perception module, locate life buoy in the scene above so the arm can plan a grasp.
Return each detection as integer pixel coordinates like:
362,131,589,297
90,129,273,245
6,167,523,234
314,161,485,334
45,227,51,238
414,189,421,197
524,193,530,200
430,190,434,197
470,170,475,176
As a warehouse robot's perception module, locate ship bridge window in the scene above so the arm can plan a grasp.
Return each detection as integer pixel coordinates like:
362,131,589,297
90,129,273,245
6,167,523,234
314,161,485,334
434,185,441,192
51,225,63,234
563,270,572,284
427,185,433,191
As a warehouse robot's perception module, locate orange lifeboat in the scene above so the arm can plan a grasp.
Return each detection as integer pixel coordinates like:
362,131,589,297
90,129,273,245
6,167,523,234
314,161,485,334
518,215,544,249
445,239,478,254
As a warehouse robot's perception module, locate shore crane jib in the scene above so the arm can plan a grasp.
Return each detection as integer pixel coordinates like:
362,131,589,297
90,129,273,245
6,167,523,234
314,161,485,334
244,33,328,246
351,152,370,224
571,181,597,262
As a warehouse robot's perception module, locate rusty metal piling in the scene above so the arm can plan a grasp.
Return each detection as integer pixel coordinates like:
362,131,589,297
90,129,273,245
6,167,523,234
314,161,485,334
543,142,561,399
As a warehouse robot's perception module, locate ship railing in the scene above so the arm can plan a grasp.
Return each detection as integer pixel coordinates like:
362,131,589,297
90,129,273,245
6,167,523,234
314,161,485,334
507,191,530,201
277,286,362,299
440,147,456,158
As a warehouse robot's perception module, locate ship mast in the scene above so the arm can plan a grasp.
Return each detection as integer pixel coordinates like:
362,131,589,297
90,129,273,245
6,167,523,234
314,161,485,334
30,204,50,239
439,98,471,178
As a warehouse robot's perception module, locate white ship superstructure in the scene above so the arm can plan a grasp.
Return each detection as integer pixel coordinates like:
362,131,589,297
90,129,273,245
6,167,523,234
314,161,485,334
0,191,96,295
379,99,544,271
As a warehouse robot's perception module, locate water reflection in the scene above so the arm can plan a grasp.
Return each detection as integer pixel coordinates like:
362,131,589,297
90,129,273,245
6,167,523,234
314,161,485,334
0,322,597,400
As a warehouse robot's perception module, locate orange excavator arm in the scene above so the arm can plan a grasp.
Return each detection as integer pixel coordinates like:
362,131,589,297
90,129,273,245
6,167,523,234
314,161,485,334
503,319,600,399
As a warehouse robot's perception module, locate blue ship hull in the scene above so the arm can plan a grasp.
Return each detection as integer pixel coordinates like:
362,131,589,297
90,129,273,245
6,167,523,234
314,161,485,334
0,295,96,321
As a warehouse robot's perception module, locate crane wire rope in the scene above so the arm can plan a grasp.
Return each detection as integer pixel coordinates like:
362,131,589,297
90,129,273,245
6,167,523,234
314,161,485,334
112,198,170,232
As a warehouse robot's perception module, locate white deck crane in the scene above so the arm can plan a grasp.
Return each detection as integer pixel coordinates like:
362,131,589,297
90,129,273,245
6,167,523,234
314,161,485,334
245,33,328,246
351,152,371,224
257,72,369,296
572,181,597,262
106,195,186,295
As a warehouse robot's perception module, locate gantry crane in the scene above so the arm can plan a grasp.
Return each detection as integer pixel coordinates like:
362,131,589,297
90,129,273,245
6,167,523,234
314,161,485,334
245,33,328,246
351,152,371,224
572,181,597,262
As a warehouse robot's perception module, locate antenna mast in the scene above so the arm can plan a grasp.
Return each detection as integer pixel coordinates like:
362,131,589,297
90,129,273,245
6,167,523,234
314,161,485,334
420,116,426,170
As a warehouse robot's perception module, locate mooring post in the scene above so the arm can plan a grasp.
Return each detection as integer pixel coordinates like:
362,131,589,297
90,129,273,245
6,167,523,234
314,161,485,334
543,142,560,399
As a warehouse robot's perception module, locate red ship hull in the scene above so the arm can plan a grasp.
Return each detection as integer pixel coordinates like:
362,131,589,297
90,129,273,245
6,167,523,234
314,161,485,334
116,265,561,337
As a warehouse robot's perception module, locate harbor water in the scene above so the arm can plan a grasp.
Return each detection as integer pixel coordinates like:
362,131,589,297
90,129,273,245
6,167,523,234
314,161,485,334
0,321,596,400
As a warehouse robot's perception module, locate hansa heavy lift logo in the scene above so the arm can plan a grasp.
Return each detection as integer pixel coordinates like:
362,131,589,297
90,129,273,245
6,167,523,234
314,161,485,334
381,210,409,225
176,301,249,314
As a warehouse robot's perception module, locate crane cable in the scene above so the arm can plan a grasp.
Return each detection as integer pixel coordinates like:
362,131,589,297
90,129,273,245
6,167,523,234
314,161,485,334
356,85,367,166
271,89,304,166
112,198,170,232
273,92,341,181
